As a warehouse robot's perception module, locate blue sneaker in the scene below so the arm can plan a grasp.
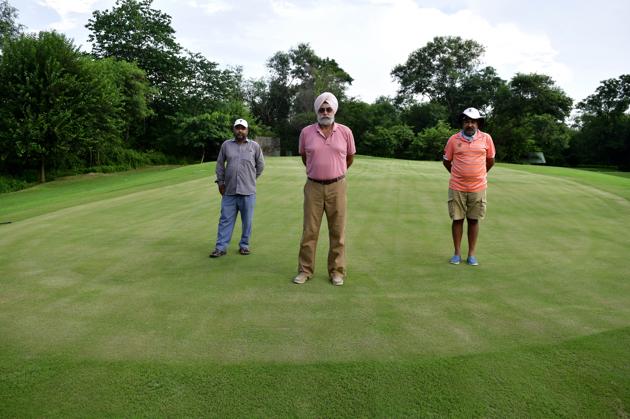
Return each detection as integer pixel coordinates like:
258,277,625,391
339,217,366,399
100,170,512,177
467,256,479,266
449,255,461,265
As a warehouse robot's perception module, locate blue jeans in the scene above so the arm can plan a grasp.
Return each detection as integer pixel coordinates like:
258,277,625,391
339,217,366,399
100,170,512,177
215,194,256,251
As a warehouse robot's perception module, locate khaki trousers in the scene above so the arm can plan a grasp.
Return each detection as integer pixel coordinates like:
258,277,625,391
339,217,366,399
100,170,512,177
298,178,347,277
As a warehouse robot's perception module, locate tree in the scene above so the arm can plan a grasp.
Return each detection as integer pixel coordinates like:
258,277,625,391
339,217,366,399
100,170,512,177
86,0,182,87
360,125,416,158
572,75,630,169
414,120,458,161
489,73,573,162
86,0,243,157
0,0,23,46
0,31,152,181
0,32,144,181
248,44,353,142
400,101,449,133
392,36,500,123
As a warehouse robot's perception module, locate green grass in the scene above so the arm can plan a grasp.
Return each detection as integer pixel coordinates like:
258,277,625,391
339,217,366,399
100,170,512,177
1,157,629,417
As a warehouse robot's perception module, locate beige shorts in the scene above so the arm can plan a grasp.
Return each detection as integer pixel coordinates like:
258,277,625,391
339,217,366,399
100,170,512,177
448,189,487,220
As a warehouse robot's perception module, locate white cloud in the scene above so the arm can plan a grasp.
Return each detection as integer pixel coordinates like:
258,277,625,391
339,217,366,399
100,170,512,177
37,0,102,32
187,0,232,15
37,0,100,15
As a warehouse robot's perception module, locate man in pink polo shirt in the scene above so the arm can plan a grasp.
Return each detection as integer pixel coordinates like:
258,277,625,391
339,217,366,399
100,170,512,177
293,92,356,286
443,107,495,266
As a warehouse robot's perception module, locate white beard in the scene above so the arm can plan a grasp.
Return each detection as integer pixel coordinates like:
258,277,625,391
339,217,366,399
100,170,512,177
317,115,334,126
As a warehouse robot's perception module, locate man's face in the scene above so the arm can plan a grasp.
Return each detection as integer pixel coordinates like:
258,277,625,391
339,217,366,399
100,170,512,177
317,101,335,126
462,117,479,136
233,125,248,140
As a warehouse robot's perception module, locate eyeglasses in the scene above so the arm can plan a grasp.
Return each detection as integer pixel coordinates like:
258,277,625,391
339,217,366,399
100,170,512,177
318,107,334,114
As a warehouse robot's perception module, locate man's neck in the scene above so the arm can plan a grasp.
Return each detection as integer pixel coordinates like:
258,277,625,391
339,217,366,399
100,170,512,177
319,122,334,136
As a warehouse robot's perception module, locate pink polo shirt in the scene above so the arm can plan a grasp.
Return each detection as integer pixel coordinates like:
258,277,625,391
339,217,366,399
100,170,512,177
299,122,356,180
444,130,496,192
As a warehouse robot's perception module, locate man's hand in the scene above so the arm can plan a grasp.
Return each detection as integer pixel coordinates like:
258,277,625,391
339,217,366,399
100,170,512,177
218,184,225,195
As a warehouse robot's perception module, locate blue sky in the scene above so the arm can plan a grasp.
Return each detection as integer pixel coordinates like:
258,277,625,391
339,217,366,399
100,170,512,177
14,0,630,104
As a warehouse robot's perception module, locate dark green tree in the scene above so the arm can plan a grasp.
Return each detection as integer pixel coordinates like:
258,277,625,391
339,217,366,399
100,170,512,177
572,75,630,169
86,0,243,157
0,32,143,181
392,36,501,123
490,73,573,162
246,43,353,154
0,0,23,45
86,0,182,87
400,101,449,133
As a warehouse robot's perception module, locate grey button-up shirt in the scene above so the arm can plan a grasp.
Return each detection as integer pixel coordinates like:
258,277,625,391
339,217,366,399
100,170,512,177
215,138,264,195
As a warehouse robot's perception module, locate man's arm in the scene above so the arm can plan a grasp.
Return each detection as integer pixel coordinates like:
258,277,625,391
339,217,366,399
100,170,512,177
301,154,307,166
443,158,452,173
346,154,354,169
215,143,226,195
255,144,265,178
486,157,495,172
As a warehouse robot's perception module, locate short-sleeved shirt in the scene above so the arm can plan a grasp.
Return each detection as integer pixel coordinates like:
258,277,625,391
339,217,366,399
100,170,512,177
299,122,356,180
215,138,264,195
444,130,496,192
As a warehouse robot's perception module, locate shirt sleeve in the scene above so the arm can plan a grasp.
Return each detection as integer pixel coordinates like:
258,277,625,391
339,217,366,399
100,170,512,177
486,134,496,158
444,136,454,161
255,143,265,178
298,128,306,155
215,142,226,184
346,127,356,155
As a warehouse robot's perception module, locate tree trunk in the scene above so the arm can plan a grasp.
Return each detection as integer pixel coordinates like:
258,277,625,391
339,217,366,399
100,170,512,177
39,157,46,183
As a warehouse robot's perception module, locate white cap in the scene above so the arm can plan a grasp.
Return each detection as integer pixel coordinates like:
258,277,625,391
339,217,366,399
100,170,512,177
461,107,484,119
233,118,248,128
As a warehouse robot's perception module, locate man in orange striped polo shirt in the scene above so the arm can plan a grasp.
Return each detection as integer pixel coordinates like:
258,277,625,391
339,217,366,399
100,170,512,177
443,107,495,266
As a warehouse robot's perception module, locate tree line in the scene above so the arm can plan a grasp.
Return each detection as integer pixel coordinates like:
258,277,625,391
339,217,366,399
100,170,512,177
1,0,629,189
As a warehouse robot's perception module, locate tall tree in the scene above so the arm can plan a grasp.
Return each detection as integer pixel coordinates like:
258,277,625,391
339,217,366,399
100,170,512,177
0,32,143,181
572,75,630,169
490,73,573,163
86,0,243,157
86,0,182,87
0,0,23,45
392,36,500,122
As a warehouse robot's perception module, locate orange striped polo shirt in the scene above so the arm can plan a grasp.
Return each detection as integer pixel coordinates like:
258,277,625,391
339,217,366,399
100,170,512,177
444,130,496,192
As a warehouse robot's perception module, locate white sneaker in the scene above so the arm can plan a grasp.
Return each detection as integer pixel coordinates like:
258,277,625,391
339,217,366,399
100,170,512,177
293,272,311,284
331,274,344,286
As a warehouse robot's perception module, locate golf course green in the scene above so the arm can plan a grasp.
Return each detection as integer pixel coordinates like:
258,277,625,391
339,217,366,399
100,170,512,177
1,156,629,417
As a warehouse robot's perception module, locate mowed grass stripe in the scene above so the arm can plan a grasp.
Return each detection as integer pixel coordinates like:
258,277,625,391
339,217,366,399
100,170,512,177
1,327,628,417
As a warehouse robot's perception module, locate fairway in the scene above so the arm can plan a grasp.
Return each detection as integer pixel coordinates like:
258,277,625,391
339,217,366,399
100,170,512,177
1,157,629,417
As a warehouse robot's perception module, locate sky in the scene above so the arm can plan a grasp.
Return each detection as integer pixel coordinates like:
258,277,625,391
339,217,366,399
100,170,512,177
14,0,630,105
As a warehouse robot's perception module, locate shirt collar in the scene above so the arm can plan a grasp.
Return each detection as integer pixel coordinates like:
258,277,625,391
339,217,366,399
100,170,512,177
460,130,477,142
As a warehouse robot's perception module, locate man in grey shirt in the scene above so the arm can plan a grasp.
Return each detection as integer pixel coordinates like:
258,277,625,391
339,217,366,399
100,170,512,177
210,118,265,258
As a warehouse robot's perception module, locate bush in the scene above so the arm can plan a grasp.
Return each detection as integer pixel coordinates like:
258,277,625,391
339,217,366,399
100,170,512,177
0,175,31,194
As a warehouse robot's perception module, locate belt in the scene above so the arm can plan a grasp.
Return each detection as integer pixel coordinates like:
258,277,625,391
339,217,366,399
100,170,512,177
308,174,345,185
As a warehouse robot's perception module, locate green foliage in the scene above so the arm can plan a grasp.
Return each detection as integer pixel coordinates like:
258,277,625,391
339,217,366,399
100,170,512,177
246,43,353,150
0,174,29,193
361,125,416,158
86,0,243,158
0,31,152,181
489,73,573,163
392,36,502,123
572,75,630,170
0,0,23,45
400,101,449,133
415,120,458,161
0,32,111,181
86,0,182,86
